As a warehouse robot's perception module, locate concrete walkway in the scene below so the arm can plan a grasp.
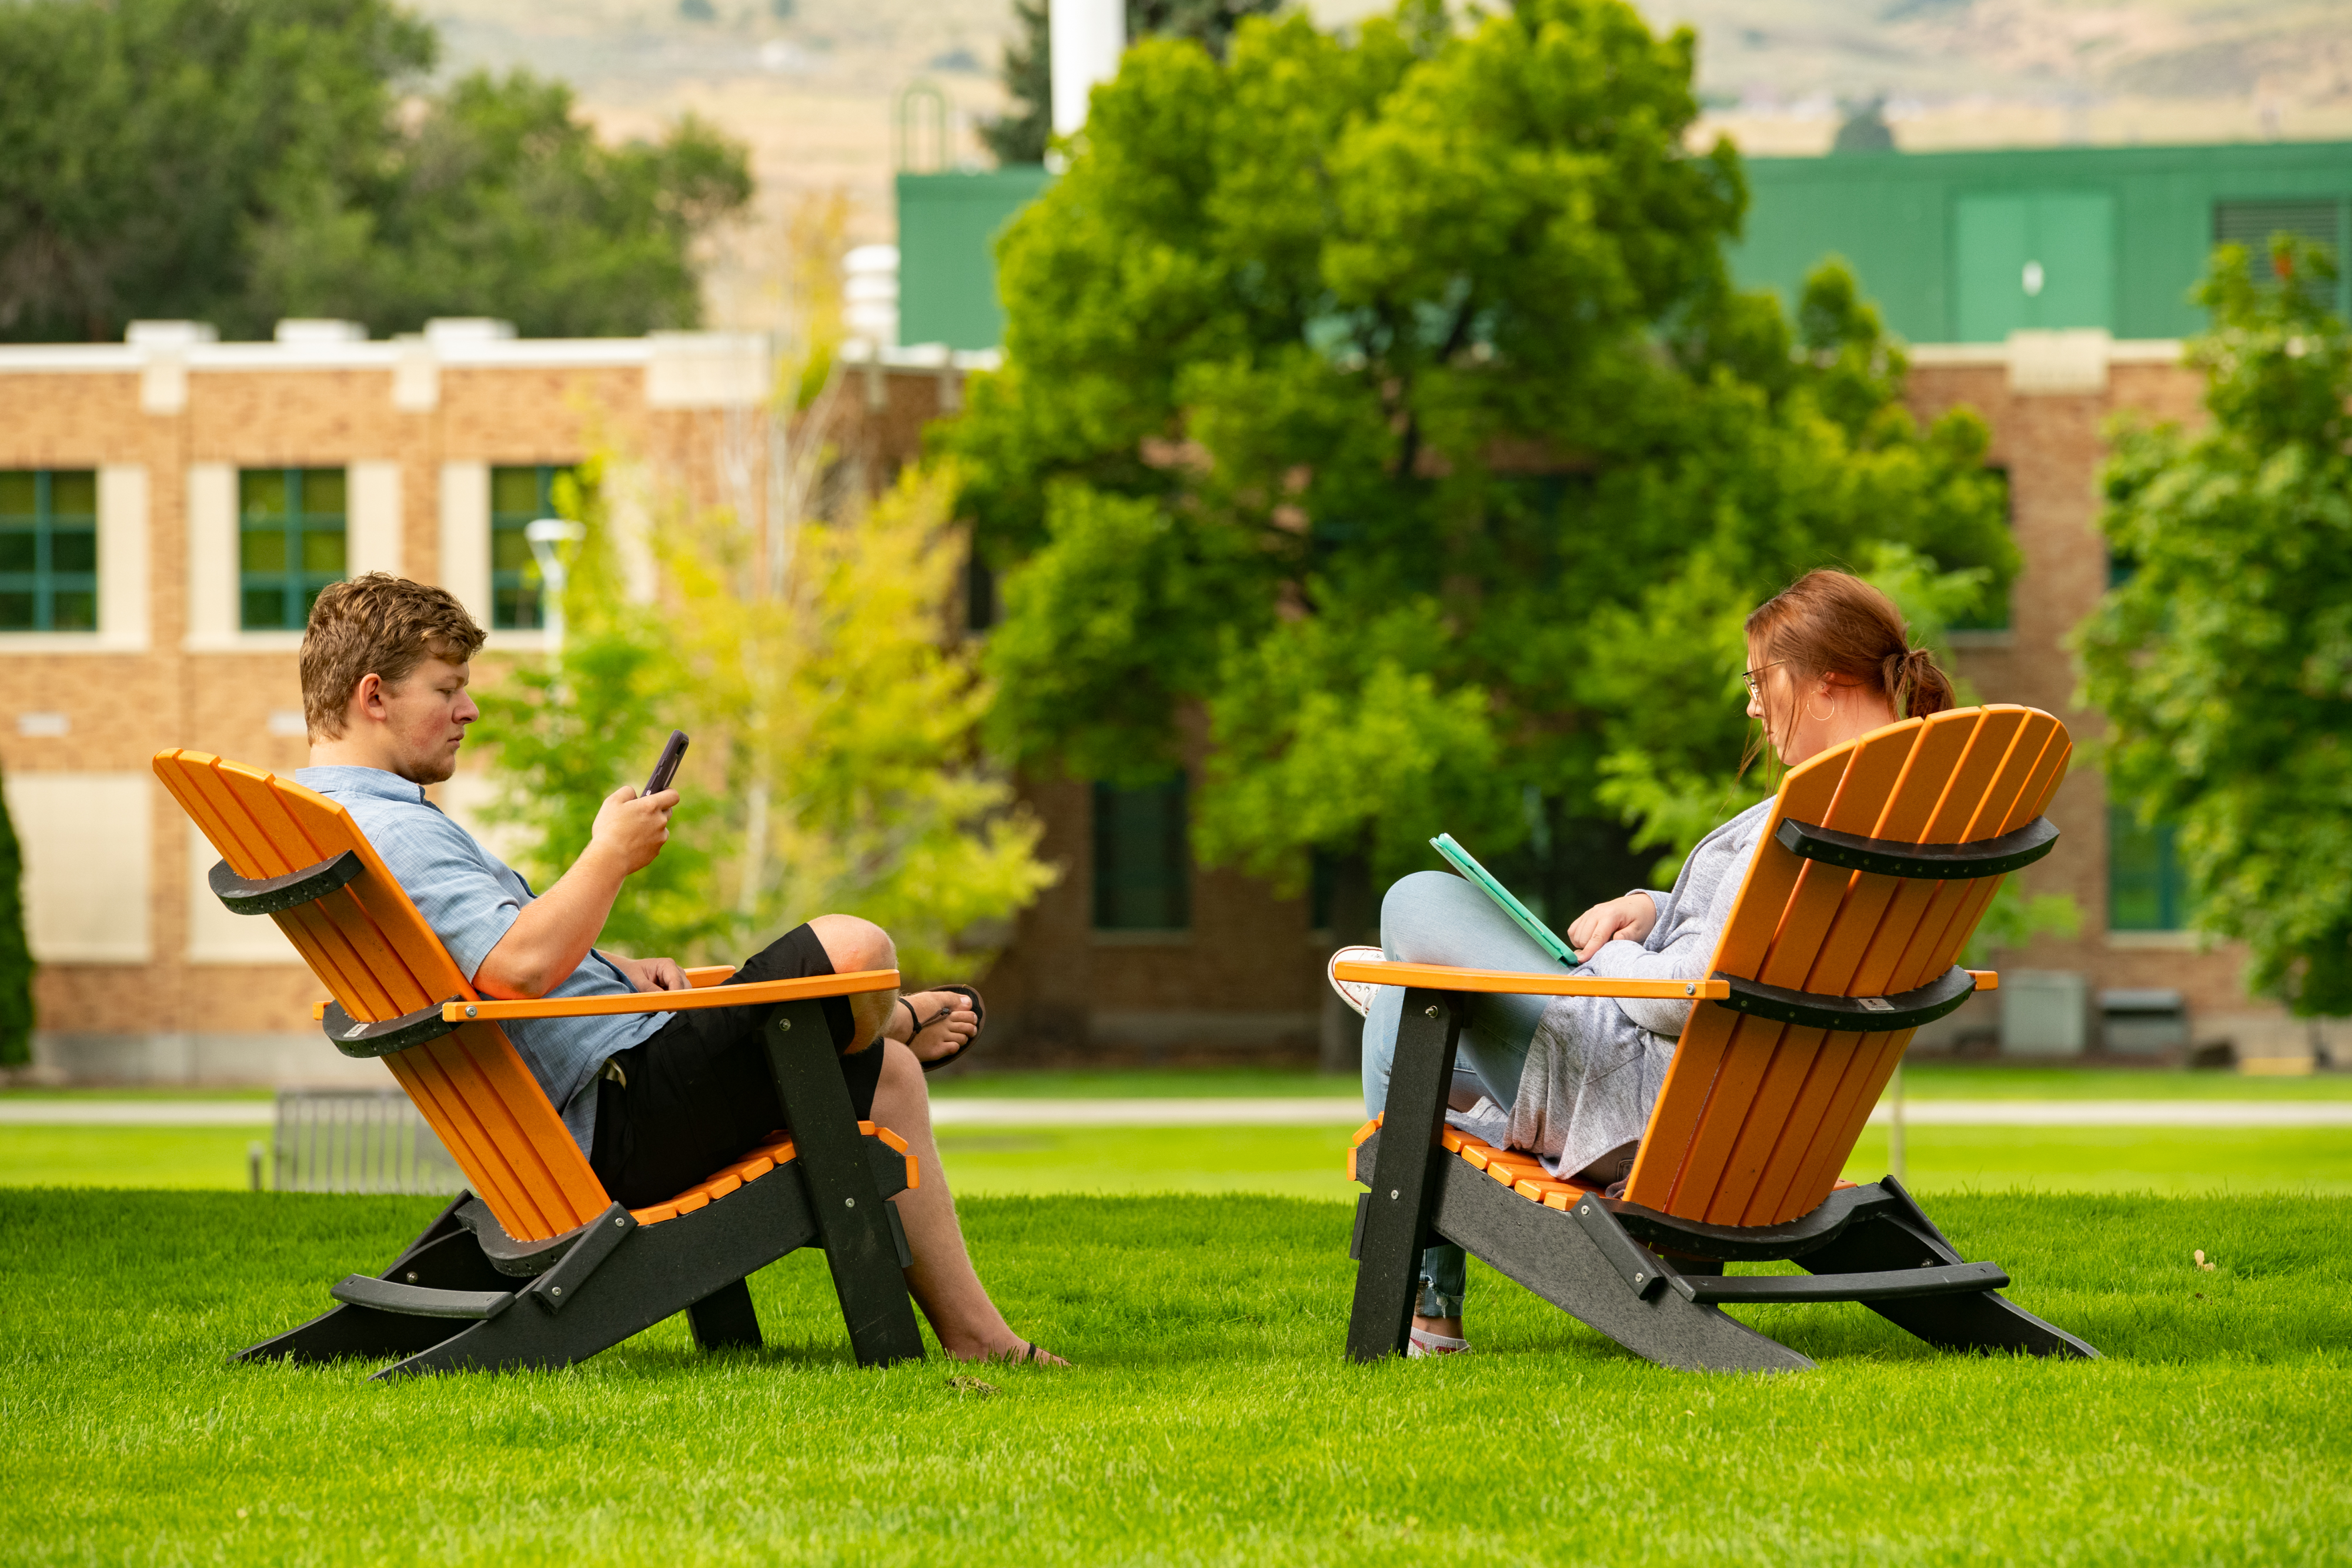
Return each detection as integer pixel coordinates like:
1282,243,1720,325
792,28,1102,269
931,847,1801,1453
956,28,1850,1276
4,1097,2351,1128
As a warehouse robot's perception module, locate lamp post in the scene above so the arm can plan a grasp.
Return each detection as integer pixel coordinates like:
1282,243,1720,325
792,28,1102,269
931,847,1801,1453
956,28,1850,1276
523,519,586,664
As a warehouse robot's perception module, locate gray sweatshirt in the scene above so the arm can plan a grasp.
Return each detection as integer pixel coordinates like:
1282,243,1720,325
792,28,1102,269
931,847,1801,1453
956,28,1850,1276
1583,798,1775,1037
1501,798,1775,1176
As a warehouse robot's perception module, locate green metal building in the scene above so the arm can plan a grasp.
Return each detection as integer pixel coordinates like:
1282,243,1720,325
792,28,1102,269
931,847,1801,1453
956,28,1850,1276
898,141,2352,351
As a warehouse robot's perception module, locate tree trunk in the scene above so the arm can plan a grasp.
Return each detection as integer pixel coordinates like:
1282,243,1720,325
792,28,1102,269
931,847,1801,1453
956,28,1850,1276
1317,850,1376,1077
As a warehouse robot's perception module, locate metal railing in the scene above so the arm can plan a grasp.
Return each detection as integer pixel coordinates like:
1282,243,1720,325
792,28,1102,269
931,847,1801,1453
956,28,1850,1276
269,1088,463,1195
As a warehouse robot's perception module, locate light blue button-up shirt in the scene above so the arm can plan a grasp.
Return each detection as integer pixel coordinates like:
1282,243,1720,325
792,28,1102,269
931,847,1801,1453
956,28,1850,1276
296,765,669,1155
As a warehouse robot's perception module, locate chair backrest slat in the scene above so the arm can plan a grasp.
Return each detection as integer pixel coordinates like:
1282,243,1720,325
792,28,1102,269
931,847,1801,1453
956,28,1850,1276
1763,711,2054,1216
1660,723,1924,1223
1715,711,1990,1226
1620,707,2072,1226
1625,746,1854,1206
1780,723,2072,1214
156,750,610,1240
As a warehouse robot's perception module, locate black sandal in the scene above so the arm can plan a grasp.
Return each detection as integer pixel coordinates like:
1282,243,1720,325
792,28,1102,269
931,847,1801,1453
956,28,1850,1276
897,984,985,1074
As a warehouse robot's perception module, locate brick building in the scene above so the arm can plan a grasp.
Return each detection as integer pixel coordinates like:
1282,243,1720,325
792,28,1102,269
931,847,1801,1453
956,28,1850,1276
0,320,2293,1083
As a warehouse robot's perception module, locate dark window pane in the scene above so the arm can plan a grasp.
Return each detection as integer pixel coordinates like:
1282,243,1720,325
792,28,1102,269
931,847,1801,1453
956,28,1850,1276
301,526,346,574
47,471,95,516
50,590,96,630
300,582,332,621
0,529,33,573
0,591,31,628
49,526,96,574
240,470,288,520
2108,805,2190,931
301,468,346,515
0,473,34,516
490,467,542,516
491,525,534,571
241,528,286,573
1092,776,1191,930
242,586,286,628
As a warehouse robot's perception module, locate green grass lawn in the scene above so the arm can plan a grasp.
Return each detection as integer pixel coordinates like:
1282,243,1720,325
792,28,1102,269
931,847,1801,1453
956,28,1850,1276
12,1121,2352,1199
2,1189,2346,1563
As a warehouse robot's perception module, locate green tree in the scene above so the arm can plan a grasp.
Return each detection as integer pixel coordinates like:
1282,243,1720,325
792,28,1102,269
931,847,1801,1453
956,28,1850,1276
951,0,2013,987
0,767,31,1068
481,426,1054,977
258,71,752,339
2079,236,2352,1014
0,0,751,341
978,0,1281,165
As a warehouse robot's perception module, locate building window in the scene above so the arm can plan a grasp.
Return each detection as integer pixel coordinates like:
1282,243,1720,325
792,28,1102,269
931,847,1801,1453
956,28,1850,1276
1093,775,1190,931
239,468,346,630
0,470,97,631
2213,199,2347,313
489,465,575,631
2109,805,2191,932
1949,466,2013,633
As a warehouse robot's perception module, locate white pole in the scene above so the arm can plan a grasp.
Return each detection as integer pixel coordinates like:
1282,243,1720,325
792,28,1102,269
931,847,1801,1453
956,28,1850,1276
1889,1060,1907,1184
1049,0,1126,141
524,519,586,666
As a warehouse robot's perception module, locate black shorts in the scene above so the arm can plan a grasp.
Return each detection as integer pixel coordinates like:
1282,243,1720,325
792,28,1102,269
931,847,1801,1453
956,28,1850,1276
587,922,884,1210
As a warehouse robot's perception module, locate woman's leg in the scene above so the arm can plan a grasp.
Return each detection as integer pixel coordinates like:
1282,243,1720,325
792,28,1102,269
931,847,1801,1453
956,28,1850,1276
1360,871,1573,1340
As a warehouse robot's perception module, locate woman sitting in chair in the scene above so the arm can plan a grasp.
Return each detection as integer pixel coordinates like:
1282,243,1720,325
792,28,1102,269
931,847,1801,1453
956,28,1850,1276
1327,569,1957,1357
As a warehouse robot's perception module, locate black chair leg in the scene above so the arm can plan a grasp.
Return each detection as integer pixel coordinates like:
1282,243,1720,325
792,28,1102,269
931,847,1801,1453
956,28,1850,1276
687,1277,763,1351
761,1000,926,1367
1344,989,1463,1362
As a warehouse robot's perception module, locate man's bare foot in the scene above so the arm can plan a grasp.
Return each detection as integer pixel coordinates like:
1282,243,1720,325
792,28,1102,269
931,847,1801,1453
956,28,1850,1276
888,989,978,1064
946,1336,1068,1368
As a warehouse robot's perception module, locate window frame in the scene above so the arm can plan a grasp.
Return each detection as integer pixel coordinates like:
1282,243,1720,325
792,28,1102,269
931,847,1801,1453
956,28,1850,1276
489,464,577,631
2107,804,2192,934
238,467,348,631
0,469,99,634
1091,775,1192,934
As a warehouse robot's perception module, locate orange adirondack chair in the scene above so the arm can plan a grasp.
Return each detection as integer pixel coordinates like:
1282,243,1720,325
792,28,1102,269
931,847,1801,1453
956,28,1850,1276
1338,706,2100,1371
156,748,926,1379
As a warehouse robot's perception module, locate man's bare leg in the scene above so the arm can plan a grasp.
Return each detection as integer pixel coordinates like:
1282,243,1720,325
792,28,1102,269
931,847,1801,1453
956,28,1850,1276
806,914,1062,1364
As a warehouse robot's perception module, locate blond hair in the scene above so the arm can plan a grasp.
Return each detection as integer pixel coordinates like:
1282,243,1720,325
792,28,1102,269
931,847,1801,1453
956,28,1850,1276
300,574,486,739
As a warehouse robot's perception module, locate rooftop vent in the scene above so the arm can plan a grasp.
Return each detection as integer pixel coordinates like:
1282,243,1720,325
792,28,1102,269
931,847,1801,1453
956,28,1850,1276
274,319,368,345
423,317,516,345
124,321,218,348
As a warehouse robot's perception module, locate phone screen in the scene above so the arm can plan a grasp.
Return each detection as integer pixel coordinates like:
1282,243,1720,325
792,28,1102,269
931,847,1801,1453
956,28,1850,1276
644,731,689,797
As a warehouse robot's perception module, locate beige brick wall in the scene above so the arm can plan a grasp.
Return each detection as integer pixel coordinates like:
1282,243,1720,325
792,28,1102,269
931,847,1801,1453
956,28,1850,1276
1907,357,2261,1021
0,345,2280,1065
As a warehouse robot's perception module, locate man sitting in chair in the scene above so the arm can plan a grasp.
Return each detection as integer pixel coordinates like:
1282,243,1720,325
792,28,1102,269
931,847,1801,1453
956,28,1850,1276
295,573,1061,1366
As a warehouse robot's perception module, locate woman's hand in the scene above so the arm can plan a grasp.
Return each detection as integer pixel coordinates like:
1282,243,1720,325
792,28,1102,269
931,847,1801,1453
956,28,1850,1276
1567,892,1658,959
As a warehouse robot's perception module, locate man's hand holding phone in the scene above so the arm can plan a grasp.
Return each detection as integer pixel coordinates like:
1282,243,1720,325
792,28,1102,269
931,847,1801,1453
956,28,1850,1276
587,731,689,875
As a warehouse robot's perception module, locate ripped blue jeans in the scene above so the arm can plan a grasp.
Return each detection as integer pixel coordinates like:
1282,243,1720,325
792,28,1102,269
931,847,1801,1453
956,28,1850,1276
1360,871,1569,1319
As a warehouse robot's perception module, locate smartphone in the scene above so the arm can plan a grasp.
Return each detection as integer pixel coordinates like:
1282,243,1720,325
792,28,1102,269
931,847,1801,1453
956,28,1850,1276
643,730,689,798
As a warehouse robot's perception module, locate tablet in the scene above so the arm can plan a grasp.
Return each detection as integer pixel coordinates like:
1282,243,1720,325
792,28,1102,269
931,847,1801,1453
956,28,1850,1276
1428,833,1576,964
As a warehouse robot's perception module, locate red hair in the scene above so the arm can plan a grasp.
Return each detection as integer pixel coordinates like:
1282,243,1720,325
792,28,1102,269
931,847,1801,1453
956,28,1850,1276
1746,570,1955,722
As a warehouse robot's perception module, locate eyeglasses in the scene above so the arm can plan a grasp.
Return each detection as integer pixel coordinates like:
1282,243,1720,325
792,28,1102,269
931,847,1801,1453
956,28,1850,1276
1742,662,1782,699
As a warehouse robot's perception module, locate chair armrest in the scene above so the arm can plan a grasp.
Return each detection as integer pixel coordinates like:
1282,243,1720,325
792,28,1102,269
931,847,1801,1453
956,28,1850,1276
1967,969,1998,990
684,965,737,988
1330,959,1729,1001
440,968,901,1025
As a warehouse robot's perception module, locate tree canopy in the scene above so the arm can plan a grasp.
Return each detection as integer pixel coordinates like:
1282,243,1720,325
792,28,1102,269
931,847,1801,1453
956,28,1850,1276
0,0,751,342
950,0,2013,947
2079,237,2352,1014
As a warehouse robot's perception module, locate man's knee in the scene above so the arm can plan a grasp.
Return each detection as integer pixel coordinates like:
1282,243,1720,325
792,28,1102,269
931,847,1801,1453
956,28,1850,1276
808,912,894,975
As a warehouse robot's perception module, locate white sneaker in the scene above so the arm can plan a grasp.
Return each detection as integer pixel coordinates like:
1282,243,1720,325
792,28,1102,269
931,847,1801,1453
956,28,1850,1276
1326,945,1385,1019
1406,1327,1472,1357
